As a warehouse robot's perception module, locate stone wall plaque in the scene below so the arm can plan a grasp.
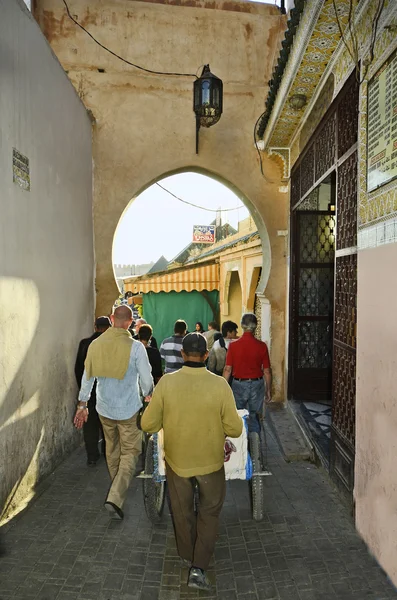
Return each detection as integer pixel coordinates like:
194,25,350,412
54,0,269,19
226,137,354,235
367,49,397,193
13,148,30,191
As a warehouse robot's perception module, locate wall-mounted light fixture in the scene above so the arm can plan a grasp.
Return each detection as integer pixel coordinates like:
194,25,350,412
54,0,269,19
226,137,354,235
193,65,223,154
289,93,307,110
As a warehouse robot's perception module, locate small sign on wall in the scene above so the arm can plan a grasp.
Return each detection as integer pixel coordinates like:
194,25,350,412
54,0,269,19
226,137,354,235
192,225,215,243
13,148,30,191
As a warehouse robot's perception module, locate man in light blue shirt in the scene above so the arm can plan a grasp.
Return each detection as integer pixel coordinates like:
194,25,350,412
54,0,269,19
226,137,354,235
74,305,153,519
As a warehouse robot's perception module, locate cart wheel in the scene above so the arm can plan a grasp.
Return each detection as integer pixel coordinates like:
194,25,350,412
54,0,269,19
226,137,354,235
143,436,166,524
259,426,267,470
249,432,264,522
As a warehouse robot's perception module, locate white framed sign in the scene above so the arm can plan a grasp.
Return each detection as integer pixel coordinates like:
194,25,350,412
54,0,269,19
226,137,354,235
367,48,397,193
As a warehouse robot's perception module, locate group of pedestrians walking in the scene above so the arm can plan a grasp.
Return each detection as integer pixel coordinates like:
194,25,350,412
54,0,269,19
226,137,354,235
73,306,271,591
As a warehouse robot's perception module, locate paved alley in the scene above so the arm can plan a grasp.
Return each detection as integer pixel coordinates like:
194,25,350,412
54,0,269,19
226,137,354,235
1,428,396,600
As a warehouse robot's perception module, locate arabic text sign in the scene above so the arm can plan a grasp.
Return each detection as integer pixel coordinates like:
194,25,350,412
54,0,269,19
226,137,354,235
193,225,215,244
367,49,397,192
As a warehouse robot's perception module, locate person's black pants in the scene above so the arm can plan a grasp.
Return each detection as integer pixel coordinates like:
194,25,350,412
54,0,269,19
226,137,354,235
83,395,105,462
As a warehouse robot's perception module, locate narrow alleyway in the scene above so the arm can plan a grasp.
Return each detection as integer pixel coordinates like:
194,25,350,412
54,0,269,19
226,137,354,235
1,429,396,600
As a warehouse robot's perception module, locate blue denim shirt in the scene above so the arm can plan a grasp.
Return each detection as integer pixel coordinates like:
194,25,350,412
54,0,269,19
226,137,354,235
78,340,153,420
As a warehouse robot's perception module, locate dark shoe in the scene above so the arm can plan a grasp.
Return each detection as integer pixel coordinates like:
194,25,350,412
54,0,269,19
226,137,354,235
87,460,97,467
188,567,211,591
104,501,124,520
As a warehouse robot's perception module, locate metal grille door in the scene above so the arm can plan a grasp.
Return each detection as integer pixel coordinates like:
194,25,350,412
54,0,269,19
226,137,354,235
291,211,335,400
288,69,359,499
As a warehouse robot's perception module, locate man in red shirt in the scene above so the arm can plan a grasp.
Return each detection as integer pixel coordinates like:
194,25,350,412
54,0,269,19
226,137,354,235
223,313,271,433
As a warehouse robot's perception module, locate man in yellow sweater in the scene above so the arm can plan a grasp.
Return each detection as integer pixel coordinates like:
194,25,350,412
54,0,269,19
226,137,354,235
141,332,242,591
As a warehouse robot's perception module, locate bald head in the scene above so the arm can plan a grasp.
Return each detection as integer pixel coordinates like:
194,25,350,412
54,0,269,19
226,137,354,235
111,305,133,329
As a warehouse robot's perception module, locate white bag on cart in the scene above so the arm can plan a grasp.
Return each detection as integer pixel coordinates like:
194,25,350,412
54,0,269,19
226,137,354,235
154,409,253,481
224,409,253,480
156,429,166,479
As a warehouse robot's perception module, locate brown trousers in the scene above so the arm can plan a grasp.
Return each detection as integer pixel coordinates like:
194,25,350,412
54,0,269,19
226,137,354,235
99,413,141,509
166,462,226,570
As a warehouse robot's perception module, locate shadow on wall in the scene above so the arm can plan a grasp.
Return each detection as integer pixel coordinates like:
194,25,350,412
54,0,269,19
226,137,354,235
0,277,80,523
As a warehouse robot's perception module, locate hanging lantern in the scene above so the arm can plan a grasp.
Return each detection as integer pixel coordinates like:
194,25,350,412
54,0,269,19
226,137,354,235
193,65,223,154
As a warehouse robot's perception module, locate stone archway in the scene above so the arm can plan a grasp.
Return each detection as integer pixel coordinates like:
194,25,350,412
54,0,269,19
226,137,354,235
112,167,272,307
34,0,288,400
95,162,287,403
108,165,285,400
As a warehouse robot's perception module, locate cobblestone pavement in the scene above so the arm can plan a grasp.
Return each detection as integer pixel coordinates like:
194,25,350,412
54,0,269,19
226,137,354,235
1,427,397,600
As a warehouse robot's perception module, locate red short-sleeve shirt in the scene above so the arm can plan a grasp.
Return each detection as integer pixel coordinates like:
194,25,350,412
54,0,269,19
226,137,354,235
225,332,270,379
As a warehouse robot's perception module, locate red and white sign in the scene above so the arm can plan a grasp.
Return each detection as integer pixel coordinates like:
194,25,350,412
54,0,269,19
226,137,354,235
193,225,215,243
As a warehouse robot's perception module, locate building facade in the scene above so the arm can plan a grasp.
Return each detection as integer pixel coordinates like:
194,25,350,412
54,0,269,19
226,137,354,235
258,0,397,584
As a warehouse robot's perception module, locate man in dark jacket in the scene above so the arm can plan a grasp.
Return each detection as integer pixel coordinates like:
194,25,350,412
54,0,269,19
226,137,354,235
138,324,163,384
74,316,111,465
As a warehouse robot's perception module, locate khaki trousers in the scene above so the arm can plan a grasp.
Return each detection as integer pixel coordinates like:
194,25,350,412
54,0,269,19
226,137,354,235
99,413,141,509
166,462,226,570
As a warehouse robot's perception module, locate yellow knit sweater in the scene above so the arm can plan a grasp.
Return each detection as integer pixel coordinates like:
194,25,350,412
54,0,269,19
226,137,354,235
141,365,243,477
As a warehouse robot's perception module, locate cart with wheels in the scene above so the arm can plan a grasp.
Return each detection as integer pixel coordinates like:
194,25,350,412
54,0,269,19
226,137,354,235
225,409,271,522
140,410,271,524
137,432,166,523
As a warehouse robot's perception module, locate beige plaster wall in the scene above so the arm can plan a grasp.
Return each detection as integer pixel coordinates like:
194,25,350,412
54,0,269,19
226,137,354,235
227,271,243,329
220,240,262,321
356,243,397,586
0,0,93,520
34,0,288,400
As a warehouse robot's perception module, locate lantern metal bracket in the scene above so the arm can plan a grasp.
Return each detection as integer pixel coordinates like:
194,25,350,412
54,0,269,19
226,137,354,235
196,116,200,155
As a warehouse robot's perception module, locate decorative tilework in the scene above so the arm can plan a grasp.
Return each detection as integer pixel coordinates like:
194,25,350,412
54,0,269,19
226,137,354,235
302,402,332,439
267,147,290,180
333,0,396,94
326,0,397,230
268,0,352,148
358,215,397,250
301,74,335,154
268,0,397,232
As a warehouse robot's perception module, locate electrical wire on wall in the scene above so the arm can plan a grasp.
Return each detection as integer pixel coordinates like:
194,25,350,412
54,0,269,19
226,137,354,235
62,0,280,183
155,182,244,212
253,112,275,184
62,0,198,78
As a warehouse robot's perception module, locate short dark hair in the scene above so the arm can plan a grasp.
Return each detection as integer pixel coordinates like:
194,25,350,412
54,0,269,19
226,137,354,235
95,316,111,331
208,321,219,330
182,332,207,356
174,319,187,335
221,320,238,338
138,324,153,342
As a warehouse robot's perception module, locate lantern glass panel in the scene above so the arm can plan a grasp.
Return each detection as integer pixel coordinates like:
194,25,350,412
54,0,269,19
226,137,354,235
194,85,200,109
202,80,210,105
213,87,220,107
